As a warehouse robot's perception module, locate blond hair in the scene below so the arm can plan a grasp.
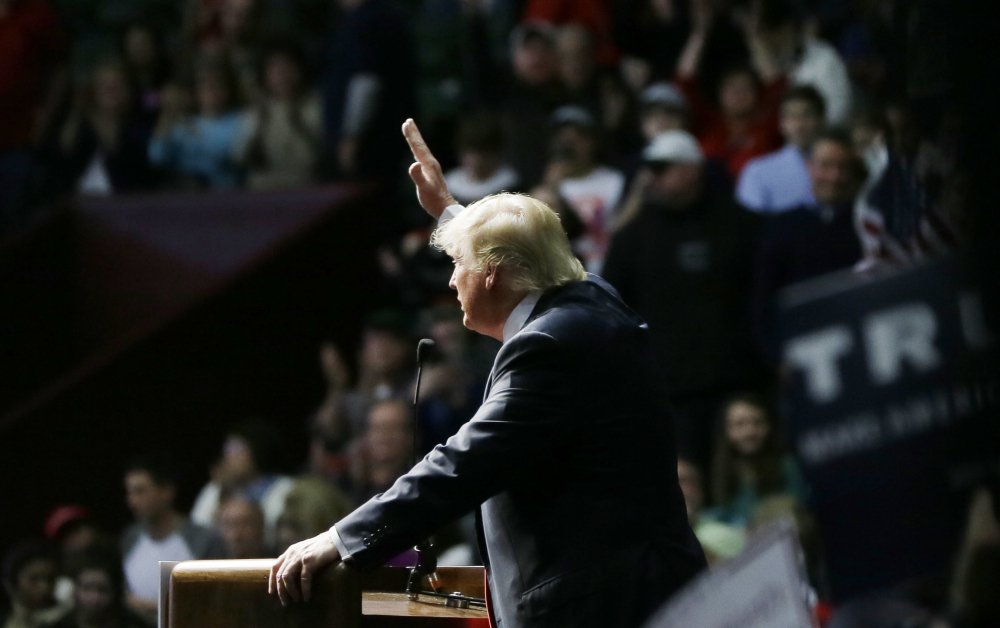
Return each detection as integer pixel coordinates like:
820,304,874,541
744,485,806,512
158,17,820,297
431,193,586,293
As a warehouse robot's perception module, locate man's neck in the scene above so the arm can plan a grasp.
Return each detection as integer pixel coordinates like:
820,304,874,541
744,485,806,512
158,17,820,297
144,511,181,540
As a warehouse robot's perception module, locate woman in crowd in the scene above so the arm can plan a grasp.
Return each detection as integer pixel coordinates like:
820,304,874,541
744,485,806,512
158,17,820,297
1,541,66,628
709,392,807,526
38,58,156,197
48,547,151,628
234,41,322,190
148,59,247,189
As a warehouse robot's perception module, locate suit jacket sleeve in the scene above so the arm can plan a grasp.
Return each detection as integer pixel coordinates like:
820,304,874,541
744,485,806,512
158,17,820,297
334,330,574,568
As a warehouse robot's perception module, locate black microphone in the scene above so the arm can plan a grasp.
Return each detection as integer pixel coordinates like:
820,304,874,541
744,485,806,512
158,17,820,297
407,338,442,600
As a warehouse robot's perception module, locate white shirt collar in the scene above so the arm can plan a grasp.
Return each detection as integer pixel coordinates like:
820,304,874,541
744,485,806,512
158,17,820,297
502,291,542,343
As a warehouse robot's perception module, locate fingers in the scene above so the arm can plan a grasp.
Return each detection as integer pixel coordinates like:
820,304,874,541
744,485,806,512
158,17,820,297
402,118,434,164
301,565,313,603
408,160,422,178
268,555,283,596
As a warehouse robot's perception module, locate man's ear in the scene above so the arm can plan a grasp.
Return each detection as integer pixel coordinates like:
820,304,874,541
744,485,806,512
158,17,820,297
484,264,498,290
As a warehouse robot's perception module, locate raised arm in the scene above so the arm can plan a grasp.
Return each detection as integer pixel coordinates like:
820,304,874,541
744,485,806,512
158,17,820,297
402,118,458,220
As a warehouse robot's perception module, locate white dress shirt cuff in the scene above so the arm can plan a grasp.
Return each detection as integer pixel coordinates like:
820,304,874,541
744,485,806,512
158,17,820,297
329,525,351,560
439,204,464,225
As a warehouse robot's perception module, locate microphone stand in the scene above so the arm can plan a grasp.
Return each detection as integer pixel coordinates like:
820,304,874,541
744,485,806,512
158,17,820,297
406,339,444,600
404,339,487,609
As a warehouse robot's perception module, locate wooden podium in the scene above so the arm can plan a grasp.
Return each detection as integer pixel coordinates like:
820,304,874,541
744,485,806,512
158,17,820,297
164,559,489,627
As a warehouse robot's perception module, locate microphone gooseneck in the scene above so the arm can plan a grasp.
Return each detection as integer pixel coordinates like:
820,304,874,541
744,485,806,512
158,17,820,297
407,338,442,600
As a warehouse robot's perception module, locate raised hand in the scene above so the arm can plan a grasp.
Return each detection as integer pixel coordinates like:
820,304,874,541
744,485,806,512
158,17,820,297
402,118,457,219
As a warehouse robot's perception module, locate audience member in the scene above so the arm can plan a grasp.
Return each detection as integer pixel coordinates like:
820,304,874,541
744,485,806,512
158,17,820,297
752,0,853,124
604,130,763,466
531,105,626,273
47,546,152,628
272,476,352,550
234,41,322,190
554,23,631,150
499,21,566,189
337,309,417,437
736,85,826,213
1,541,66,628
410,0,502,168
443,111,521,206
613,0,691,94
708,393,807,527
42,506,103,606
305,341,355,491
752,127,866,354
120,21,172,121
148,60,247,189
349,398,414,503
216,495,267,559
676,457,746,564
320,0,416,183
675,0,785,183
637,81,689,140
0,0,66,231
37,58,157,198
189,419,294,543
121,455,222,619
521,0,618,68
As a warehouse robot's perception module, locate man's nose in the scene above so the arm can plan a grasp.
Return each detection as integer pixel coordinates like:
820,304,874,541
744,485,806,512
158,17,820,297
448,269,457,289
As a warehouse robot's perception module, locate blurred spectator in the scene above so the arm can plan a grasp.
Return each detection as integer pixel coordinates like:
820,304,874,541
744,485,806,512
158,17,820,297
752,127,866,355
604,130,762,466
234,41,323,190
531,105,625,273
216,495,267,559
306,340,355,490
613,0,691,94
443,111,521,206
554,23,631,150
120,21,172,120
736,84,826,213
414,306,490,452
637,81,689,141
186,0,269,103
708,393,807,527
337,309,416,437
148,60,247,189
617,80,692,181
37,58,157,198
411,0,503,168
677,457,746,564
42,506,103,606
499,21,566,189
121,455,222,619
753,0,853,124
0,0,67,232
522,0,618,68
47,546,151,628
675,0,785,182
321,0,416,183
349,398,414,503
189,419,294,544
273,476,352,550
1,541,66,628
854,103,960,270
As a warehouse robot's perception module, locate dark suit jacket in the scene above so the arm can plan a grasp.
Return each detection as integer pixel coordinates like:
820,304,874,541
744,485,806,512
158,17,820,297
335,275,706,627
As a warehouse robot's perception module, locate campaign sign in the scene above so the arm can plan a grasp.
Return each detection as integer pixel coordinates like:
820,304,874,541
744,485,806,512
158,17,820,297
777,257,998,602
643,520,813,628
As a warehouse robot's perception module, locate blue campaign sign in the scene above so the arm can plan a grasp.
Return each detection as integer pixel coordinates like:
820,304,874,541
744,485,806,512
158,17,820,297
777,257,999,603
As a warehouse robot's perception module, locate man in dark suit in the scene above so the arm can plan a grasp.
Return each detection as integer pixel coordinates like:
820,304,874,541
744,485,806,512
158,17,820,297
269,119,706,627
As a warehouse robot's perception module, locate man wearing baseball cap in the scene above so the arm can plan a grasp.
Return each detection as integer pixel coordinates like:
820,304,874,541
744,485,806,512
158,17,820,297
604,130,764,468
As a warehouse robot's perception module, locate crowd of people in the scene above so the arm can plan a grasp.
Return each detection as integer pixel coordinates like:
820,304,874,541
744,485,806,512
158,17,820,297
1,0,986,626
